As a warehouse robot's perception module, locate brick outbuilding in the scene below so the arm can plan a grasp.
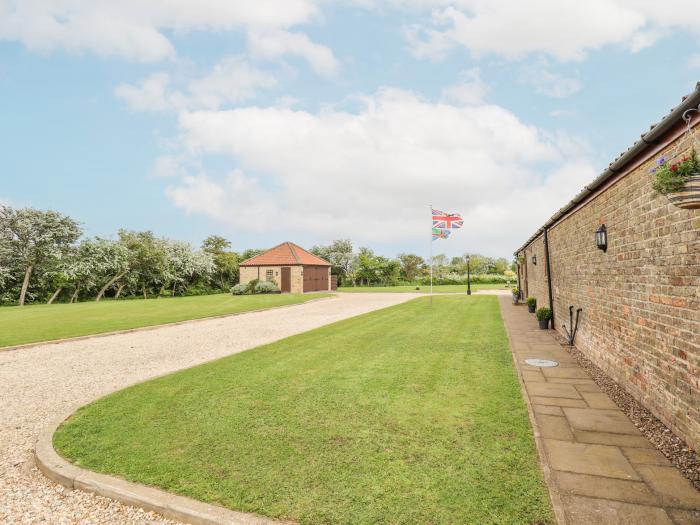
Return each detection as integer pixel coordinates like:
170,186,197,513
515,84,700,451
239,242,331,293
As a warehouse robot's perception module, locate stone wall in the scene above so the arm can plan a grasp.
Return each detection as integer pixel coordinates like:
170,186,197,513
239,266,304,294
517,125,700,450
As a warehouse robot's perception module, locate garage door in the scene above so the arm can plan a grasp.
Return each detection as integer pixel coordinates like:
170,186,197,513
303,266,328,292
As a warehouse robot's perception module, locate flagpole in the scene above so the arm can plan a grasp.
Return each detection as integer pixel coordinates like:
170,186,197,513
429,204,433,305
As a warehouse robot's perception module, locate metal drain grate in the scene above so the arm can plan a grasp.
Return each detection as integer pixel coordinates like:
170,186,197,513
524,358,559,368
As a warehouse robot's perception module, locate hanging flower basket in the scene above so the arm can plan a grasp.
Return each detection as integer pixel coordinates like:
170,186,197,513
666,174,700,209
650,151,700,209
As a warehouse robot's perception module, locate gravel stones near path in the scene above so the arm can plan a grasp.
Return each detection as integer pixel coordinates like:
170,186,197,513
0,293,418,524
553,333,700,491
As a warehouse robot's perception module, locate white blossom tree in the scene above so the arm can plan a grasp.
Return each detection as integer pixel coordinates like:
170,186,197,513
0,205,81,305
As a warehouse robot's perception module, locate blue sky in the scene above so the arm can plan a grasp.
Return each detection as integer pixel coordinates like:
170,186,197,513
1,1,698,259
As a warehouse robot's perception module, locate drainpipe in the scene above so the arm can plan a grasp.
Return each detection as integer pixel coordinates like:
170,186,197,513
543,227,555,329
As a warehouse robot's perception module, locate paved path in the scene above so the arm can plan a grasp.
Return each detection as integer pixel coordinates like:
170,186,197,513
498,296,700,525
0,293,418,524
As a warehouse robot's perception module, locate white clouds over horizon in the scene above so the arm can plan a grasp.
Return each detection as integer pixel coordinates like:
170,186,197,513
405,0,700,62
163,88,597,255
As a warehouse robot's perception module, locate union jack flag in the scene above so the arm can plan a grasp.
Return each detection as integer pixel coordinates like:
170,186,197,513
432,208,463,229
432,227,451,241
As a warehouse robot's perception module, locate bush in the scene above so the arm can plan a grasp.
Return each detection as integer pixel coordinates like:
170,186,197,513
247,279,260,294
254,281,279,294
525,297,537,307
230,283,249,295
418,273,514,286
535,307,552,322
511,287,519,295
651,150,699,195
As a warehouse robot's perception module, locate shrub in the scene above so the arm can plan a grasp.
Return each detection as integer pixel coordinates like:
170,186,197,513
230,283,249,295
525,297,537,307
511,287,519,295
650,150,699,195
247,278,260,294
535,307,552,322
254,281,279,294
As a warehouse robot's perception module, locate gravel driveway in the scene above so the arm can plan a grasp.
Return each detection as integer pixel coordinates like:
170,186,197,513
0,293,418,524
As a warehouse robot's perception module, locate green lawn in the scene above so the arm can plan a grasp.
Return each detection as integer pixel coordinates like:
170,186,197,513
55,296,553,525
0,293,330,348
338,283,510,293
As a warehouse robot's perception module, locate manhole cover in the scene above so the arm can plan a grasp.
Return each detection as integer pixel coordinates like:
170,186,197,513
524,359,559,368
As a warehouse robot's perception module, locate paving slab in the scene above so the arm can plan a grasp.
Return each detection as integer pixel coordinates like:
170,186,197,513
635,465,700,510
579,391,618,409
534,404,565,416
573,430,654,448
528,382,583,399
497,297,698,525
563,407,640,435
621,447,671,466
553,471,659,506
536,414,575,441
544,439,641,480
531,396,588,408
542,367,592,379
562,495,673,525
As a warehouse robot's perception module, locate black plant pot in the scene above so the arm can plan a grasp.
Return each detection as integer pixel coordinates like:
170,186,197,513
538,319,550,330
528,304,536,313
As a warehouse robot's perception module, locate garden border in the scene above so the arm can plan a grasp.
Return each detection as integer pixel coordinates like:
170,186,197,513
1,293,336,353
35,408,290,525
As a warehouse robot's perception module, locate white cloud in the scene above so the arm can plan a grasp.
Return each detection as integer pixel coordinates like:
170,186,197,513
519,61,582,99
188,57,278,109
441,68,488,105
405,0,700,61
0,0,321,62
115,73,172,112
163,88,597,255
115,58,277,112
248,29,340,77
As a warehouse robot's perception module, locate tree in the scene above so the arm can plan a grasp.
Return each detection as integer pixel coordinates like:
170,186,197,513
166,241,215,295
0,206,81,305
84,238,130,301
397,253,425,281
201,235,239,290
118,230,169,299
311,239,354,284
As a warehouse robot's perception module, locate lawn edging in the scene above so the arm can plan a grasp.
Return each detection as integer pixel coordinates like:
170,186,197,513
35,407,288,525
2,294,336,353
499,300,568,525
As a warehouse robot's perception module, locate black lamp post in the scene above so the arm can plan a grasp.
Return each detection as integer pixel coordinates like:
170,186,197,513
596,224,608,252
466,255,471,295
532,254,537,265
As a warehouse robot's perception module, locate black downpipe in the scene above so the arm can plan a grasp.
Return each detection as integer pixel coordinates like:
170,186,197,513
543,227,555,329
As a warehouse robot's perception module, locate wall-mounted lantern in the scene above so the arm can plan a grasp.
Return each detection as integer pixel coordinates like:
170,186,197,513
596,224,608,252
532,254,537,265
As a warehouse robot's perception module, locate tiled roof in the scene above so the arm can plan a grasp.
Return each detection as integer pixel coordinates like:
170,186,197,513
239,242,331,267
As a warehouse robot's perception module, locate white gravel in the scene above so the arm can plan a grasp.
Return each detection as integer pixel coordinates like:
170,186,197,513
0,293,418,524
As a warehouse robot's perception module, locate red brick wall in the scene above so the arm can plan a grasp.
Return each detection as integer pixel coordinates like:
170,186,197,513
518,125,700,451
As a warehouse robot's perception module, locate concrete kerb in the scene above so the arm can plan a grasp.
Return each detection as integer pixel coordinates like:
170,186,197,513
499,298,569,525
1,293,337,353
35,408,289,525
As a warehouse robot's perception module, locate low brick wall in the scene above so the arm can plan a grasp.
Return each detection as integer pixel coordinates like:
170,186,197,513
517,125,700,451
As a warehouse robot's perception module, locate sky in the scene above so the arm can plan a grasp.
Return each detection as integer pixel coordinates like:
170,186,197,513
0,1,699,260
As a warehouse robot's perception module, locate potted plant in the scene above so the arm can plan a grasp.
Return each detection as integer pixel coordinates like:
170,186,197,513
650,150,700,209
526,296,537,313
511,287,520,304
536,307,552,329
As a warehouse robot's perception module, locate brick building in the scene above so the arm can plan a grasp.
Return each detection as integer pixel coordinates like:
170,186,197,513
515,84,700,451
239,242,331,293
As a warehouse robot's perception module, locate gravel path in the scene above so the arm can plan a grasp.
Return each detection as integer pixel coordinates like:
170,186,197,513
0,293,418,524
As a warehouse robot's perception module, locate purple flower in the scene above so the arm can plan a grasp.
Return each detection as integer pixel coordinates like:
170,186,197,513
656,156,667,165
649,167,657,174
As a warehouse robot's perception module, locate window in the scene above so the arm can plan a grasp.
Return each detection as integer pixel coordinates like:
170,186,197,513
266,269,274,282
